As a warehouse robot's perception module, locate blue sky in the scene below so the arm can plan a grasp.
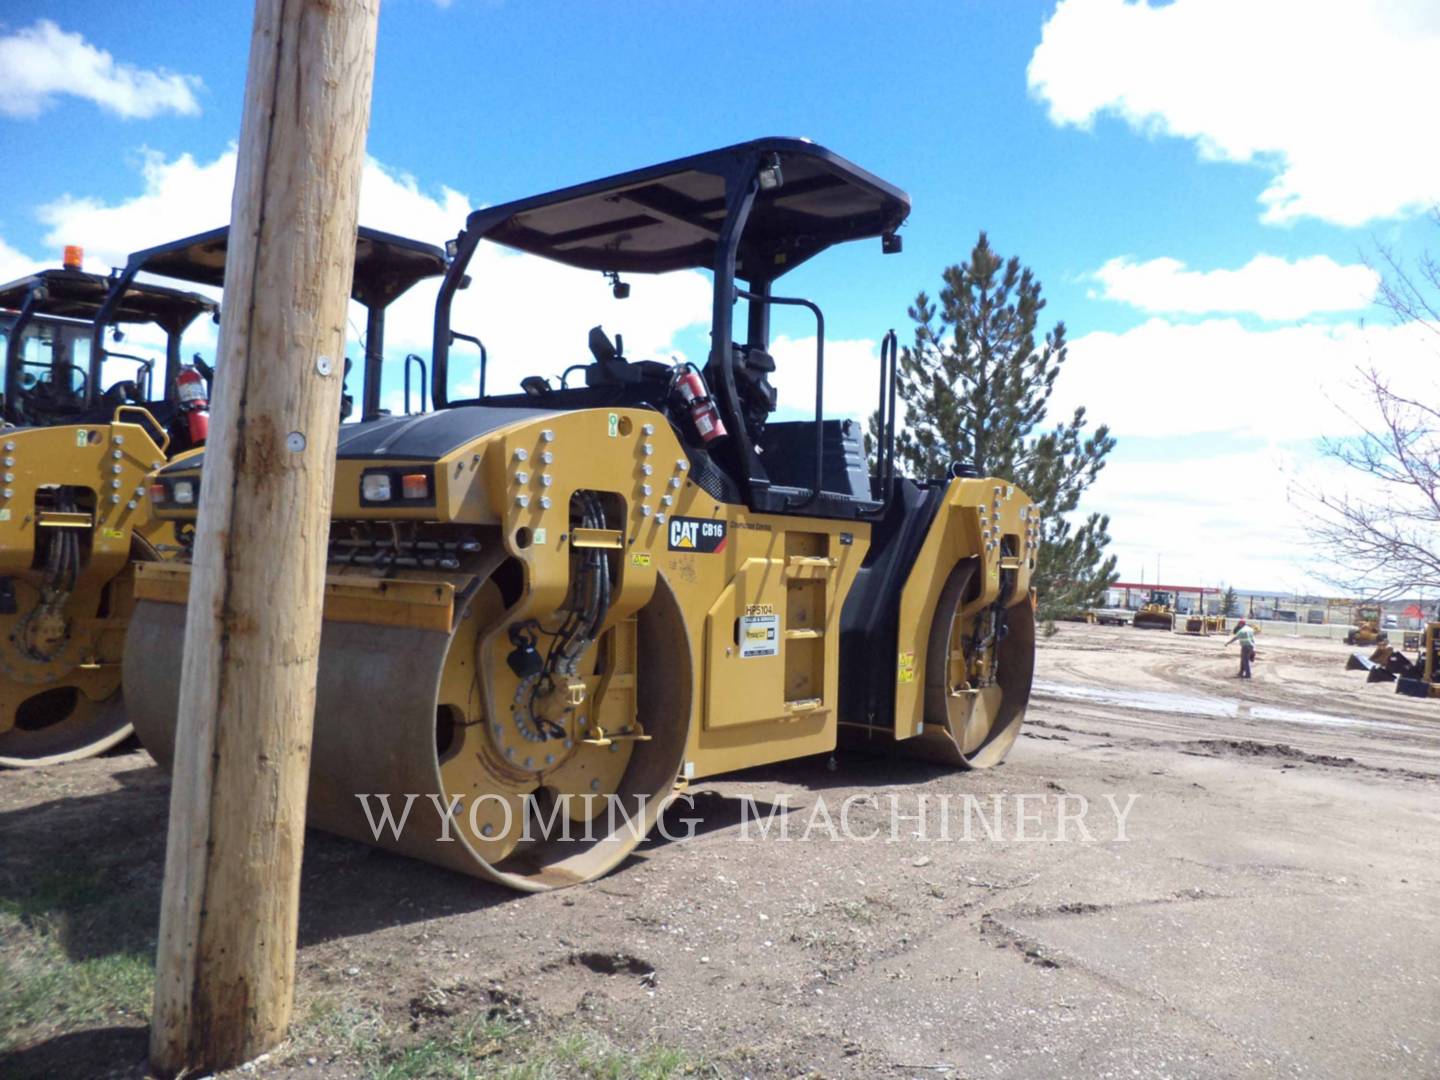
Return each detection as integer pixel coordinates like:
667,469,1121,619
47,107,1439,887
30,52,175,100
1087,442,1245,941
2,0,1438,594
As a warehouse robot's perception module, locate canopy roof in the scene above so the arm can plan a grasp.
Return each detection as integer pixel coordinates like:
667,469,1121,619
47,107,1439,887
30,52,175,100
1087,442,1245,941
123,225,449,308
0,268,216,332
467,137,910,280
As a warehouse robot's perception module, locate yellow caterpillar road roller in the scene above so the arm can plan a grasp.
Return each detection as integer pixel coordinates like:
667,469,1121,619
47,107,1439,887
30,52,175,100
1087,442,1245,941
126,139,1039,891
0,253,216,766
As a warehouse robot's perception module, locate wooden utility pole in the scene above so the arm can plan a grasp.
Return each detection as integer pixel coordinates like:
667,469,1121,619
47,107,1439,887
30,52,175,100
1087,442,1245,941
149,0,379,1074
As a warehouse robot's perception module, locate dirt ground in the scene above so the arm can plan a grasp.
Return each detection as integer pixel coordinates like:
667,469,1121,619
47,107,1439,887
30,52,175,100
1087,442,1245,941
2,622,1437,1079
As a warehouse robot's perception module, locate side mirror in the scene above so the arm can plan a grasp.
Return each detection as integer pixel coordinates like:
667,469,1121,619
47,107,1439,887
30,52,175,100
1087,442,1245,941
882,231,903,255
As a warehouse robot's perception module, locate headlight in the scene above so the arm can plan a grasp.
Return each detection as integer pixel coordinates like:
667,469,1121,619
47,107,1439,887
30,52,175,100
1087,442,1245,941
172,480,195,505
361,473,392,501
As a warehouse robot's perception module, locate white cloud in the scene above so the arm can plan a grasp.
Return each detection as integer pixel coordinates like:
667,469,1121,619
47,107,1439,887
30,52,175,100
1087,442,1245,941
39,150,236,267
1078,446,1329,592
0,236,34,284
1055,315,1440,591
1091,254,1379,321
1027,0,1440,226
767,334,883,424
0,21,201,119
1052,316,1436,441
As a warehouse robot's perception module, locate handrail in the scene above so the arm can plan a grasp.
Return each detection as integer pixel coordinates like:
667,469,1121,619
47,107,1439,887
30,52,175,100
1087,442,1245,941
403,353,428,414
861,329,899,519
112,404,171,455
735,288,825,510
449,331,487,400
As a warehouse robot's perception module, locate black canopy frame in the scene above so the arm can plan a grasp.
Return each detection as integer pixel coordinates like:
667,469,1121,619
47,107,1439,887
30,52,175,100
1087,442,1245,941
0,268,216,421
94,225,449,419
431,138,910,513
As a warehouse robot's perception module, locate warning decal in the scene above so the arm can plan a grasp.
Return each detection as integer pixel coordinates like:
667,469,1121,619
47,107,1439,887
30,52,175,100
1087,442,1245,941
898,651,916,684
668,516,727,553
740,612,779,658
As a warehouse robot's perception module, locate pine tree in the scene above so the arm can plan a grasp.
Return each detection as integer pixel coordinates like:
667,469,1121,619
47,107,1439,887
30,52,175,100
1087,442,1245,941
882,231,1117,618
1219,586,1239,617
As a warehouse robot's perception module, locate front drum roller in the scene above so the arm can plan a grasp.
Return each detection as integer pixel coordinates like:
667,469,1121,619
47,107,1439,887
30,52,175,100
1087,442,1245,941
908,560,1035,769
124,573,692,892
0,543,153,768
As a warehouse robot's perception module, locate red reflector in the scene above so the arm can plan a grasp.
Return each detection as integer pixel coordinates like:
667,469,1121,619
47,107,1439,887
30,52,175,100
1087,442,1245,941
401,473,428,500
149,483,166,502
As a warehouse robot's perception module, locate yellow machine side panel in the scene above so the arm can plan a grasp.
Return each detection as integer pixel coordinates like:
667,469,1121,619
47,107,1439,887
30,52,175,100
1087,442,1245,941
893,478,1036,739
704,556,788,728
674,514,864,778
470,409,869,780
0,418,166,578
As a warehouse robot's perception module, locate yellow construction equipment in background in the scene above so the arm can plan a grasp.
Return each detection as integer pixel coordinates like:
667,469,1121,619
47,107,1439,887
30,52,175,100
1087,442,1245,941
125,140,1040,891
1345,604,1387,647
0,254,215,766
1133,589,1175,631
1347,622,1439,699
0,228,447,768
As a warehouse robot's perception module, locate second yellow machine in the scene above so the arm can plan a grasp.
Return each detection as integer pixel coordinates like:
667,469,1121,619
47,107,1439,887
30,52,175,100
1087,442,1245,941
126,140,1040,891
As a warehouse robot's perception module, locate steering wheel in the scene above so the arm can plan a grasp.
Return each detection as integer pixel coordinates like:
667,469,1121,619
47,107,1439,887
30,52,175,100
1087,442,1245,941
23,363,87,416
51,362,88,401
37,361,89,403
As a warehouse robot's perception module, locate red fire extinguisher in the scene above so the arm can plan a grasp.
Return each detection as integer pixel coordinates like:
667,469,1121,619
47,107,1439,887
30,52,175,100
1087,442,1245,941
175,365,210,445
675,366,726,444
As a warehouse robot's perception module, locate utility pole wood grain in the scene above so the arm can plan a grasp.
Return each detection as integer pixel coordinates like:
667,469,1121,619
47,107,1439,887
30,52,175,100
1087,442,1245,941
149,0,379,1074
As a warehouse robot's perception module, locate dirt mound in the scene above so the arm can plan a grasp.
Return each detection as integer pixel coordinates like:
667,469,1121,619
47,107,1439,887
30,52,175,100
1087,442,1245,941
1184,738,1437,781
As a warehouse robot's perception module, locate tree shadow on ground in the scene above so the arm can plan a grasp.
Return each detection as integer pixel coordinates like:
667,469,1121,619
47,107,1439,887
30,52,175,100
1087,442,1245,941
718,746,959,792
0,1024,149,1080
1,741,962,969
0,752,518,970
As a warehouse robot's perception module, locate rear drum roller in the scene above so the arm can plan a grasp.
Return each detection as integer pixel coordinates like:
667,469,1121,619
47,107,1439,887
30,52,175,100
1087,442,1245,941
909,560,1035,769
124,571,692,892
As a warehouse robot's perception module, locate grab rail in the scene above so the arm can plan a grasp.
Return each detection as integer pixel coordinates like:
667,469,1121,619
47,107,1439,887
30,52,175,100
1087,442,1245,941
735,288,825,510
403,353,428,414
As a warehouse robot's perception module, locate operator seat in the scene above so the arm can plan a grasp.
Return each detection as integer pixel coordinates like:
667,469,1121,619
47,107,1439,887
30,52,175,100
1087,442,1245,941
704,343,776,445
582,326,669,389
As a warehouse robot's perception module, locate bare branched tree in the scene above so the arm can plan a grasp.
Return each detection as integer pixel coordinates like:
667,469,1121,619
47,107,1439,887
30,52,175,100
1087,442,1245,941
1373,208,1440,348
1304,214,1440,601
1309,366,1440,599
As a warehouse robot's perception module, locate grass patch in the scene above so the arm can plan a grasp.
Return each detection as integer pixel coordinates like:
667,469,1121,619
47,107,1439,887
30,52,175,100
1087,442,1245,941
286,995,707,1080
0,864,156,1054
499,1028,698,1080
0,915,153,1054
